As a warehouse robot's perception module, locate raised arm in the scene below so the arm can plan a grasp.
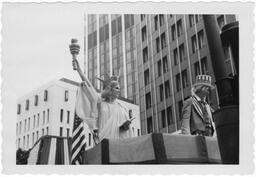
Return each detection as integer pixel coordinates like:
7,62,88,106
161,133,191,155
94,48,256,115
72,59,86,81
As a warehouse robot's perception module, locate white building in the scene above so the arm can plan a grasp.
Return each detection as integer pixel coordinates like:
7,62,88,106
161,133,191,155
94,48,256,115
16,78,141,150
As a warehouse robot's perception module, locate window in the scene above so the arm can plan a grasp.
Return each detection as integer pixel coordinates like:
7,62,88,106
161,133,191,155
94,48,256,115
161,110,166,128
34,95,38,106
19,122,22,134
141,14,145,21
171,24,176,41
18,138,21,148
165,80,171,98
163,56,168,73
194,61,200,77
17,104,21,114
201,57,208,74
60,109,63,123
154,15,158,30
167,106,173,125
25,100,29,111
177,19,183,36
67,129,70,137
46,127,49,135
178,101,183,121
16,123,18,135
198,30,204,49
36,131,39,141
124,15,134,29
182,69,188,88
89,133,91,146
176,73,181,91
33,115,36,129
159,14,164,26
43,111,45,125
60,127,63,137
47,109,50,123
159,84,164,102
217,15,225,31
141,26,147,42
156,37,160,53
37,114,40,127
160,32,166,49
144,69,150,86
64,90,69,102
145,92,151,109
67,111,70,124
143,47,148,63
28,118,30,131
44,90,48,101
191,35,197,53
32,133,35,145
137,129,140,136
179,44,185,62
27,135,29,148
24,119,27,133
158,60,162,77
173,48,178,65
189,15,195,27
42,129,44,136
147,117,153,133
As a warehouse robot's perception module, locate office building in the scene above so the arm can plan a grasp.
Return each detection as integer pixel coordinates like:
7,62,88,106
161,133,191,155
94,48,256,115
84,14,237,135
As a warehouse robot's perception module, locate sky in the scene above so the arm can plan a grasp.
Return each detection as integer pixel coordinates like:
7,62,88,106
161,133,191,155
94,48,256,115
3,3,86,98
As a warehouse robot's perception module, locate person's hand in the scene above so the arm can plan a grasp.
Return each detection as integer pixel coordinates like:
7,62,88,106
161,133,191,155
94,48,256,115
72,59,80,70
120,120,131,131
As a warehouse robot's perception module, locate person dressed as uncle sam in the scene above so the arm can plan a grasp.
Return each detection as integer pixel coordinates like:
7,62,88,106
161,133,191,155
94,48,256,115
181,75,216,137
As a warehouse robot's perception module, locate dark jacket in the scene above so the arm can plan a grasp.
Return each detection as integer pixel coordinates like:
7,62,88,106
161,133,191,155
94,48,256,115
180,96,215,136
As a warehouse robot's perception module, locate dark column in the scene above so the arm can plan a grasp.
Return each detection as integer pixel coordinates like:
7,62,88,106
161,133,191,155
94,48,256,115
203,15,239,164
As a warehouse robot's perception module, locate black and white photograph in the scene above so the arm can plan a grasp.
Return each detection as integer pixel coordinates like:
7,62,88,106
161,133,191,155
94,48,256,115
1,1,254,174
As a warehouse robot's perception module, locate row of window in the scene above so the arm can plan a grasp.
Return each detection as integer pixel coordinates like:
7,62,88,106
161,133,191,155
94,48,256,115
17,90,69,114
16,109,50,135
60,109,71,124
17,90,48,114
144,57,208,109
17,127,49,149
59,127,71,137
142,30,204,66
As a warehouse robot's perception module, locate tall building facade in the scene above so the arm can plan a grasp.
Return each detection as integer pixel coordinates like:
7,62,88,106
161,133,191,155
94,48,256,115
84,14,238,135
16,78,141,150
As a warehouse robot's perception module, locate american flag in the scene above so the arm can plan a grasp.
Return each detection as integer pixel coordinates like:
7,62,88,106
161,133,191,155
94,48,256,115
71,113,86,164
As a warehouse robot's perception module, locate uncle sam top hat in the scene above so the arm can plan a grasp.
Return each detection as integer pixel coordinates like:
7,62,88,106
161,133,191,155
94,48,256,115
193,74,214,89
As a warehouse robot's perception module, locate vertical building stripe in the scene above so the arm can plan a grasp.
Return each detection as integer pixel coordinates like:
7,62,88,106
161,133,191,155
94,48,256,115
174,15,184,102
165,14,178,131
48,138,57,164
134,15,143,131
157,15,168,133
108,14,113,75
148,15,159,132
85,14,89,78
139,15,148,133
194,15,202,74
121,14,128,98
63,138,70,164
183,15,193,88
96,14,100,89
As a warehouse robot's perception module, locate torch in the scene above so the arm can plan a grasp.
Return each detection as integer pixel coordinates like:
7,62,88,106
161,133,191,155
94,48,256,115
69,39,80,70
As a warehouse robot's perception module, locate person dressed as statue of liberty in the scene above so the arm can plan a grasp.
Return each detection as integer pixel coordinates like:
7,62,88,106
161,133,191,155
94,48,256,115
72,59,133,143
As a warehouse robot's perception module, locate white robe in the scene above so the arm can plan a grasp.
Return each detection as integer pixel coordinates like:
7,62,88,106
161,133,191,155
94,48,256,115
75,81,132,142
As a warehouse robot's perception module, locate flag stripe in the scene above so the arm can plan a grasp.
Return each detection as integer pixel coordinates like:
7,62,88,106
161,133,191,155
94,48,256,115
48,138,57,164
64,139,70,164
39,137,51,164
55,138,64,164
71,113,86,164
